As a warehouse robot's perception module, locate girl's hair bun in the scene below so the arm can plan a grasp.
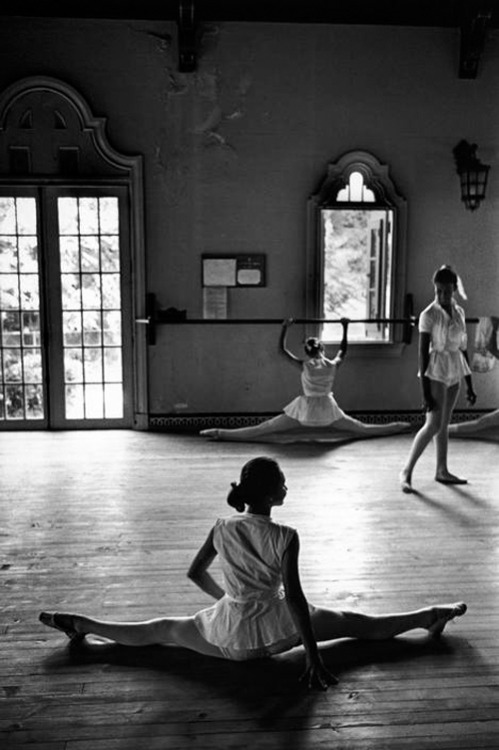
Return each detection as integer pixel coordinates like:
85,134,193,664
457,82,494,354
227,481,245,512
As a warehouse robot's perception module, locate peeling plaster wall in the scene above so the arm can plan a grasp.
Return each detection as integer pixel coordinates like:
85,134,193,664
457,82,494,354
1,18,499,416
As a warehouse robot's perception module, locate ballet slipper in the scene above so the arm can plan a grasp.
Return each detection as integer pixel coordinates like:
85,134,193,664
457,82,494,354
427,602,467,638
39,611,85,644
200,429,220,439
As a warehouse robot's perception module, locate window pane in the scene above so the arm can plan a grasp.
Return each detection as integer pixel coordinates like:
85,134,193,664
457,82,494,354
85,384,104,418
63,311,82,346
82,310,102,346
5,384,24,418
23,349,42,382
64,348,83,382
17,198,37,234
60,236,80,272
81,236,100,272
99,197,119,234
65,384,84,419
58,198,78,235
0,237,18,272
0,274,20,308
20,274,40,310
61,274,82,309
102,274,121,308
4,348,22,381
101,236,120,271
2,311,21,346
84,347,103,381
103,310,122,345
18,237,38,272
25,384,43,418
79,198,99,234
81,274,101,308
104,347,122,382
22,312,41,347
0,198,16,234
104,383,123,418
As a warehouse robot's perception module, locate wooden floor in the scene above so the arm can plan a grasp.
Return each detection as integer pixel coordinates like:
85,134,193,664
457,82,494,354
1,430,499,749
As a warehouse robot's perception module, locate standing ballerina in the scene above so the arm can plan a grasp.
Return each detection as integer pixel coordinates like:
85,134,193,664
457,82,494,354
400,265,477,493
200,318,411,441
40,457,467,690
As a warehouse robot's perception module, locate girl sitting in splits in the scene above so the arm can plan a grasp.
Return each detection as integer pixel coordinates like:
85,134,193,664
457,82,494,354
40,456,467,691
200,318,411,441
449,317,498,438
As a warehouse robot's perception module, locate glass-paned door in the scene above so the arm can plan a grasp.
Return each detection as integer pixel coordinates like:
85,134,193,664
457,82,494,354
58,196,125,421
0,188,133,429
0,196,44,422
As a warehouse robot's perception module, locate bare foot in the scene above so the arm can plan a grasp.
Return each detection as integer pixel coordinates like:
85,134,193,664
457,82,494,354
435,472,467,485
399,470,414,494
427,602,467,638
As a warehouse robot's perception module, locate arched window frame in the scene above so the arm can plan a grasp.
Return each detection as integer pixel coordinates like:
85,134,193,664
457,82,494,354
306,150,408,354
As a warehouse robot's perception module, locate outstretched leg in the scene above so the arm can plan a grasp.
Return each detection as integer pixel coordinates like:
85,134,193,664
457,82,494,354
310,602,467,642
200,414,299,441
39,612,227,658
399,380,446,493
333,415,412,438
449,408,499,436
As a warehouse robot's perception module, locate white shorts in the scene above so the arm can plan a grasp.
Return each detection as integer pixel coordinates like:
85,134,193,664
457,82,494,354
218,634,301,661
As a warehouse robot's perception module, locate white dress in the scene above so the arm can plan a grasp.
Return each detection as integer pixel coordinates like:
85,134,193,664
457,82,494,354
194,514,300,651
418,300,471,387
283,358,346,426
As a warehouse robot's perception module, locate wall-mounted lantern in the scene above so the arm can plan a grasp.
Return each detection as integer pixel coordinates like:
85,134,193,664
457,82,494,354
453,140,490,211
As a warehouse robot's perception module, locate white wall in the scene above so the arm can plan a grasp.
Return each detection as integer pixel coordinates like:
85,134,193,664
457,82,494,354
1,18,498,415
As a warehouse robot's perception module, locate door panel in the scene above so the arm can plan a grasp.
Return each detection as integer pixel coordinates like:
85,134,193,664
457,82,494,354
0,195,46,426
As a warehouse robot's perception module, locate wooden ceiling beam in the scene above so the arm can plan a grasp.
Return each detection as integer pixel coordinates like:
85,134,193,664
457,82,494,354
459,3,493,79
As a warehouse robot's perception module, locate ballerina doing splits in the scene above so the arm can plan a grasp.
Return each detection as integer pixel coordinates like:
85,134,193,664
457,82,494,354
200,318,411,442
449,317,498,438
40,457,467,690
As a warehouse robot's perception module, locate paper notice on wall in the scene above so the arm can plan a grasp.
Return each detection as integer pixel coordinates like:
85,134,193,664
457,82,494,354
203,286,228,319
203,258,237,287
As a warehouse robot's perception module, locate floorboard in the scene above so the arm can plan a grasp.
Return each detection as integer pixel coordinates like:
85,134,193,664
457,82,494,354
1,430,498,749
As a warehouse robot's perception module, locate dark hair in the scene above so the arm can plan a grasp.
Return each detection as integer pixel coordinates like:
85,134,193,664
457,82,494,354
433,264,458,287
304,337,324,356
227,457,284,512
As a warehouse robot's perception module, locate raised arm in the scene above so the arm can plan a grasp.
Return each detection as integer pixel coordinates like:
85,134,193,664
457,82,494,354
281,532,338,689
332,318,349,366
489,317,499,358
279,318,303,369
187,527,225,601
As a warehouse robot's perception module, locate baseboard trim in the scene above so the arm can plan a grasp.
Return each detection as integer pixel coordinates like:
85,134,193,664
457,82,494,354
148,410,491,432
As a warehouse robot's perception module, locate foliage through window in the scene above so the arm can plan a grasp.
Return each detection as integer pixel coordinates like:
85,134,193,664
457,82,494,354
307,152,407,345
